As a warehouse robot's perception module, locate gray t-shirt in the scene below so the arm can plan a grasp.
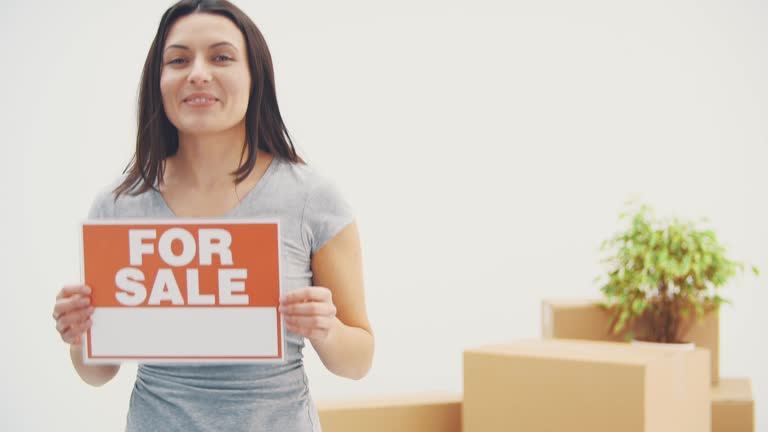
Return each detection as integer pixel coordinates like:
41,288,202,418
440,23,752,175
88,156,353,432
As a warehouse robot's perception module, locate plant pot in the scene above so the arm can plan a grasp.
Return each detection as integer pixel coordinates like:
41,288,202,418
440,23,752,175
630,339,695,350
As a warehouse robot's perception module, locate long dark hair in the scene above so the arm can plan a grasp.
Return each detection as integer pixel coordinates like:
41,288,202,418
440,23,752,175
115,0,302,198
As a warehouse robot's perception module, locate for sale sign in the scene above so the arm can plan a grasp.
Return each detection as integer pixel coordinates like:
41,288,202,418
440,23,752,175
80,220,283,363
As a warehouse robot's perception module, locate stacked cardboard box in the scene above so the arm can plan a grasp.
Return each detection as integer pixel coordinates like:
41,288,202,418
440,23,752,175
541,299,720,383
541,299,624,341
317,393,461,432
712,378,755,432
314,300,752,431
542,298,755,431
463,339,710,432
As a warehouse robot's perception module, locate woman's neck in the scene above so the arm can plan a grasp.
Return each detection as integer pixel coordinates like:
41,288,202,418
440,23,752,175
167,123,250,190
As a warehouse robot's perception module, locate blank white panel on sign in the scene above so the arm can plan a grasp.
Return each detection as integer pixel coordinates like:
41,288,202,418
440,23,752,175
89,307,278,360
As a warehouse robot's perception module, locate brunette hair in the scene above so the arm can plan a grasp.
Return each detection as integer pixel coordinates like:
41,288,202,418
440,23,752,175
115,0,302,197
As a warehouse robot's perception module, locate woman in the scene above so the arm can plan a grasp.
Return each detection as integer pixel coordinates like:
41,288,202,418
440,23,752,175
50,1,374,430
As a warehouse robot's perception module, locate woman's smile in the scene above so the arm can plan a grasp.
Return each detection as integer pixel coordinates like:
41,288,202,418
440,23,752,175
183,92,219,108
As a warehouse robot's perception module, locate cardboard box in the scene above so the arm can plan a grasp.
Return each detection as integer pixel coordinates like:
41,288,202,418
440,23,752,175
463,339,710,432
541,299,720,383
712,378,754,432
541,299,624,341
317,393,461,432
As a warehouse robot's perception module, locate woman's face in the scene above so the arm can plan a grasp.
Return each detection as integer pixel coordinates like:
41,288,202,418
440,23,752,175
160,13,251,136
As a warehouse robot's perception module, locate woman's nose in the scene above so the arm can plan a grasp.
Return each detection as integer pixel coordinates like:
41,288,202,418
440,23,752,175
188,58,212,85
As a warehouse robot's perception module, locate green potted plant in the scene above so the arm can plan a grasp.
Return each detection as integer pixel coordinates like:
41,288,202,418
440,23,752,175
597,202,758,345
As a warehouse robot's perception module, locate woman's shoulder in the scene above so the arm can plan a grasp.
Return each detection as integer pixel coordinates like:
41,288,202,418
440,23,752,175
87,175,160,219
273,159,354,253
272,157,341,199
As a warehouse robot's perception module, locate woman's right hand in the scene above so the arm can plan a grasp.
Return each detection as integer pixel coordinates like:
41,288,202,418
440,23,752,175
53,285,94,345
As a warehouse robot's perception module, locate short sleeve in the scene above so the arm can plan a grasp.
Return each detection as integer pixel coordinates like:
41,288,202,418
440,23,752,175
87,196,107,219
301,180,354,255
87,182,119,220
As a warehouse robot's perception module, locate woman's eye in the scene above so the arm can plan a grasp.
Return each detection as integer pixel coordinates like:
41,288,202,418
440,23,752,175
214,55,234,62
167,58,186,65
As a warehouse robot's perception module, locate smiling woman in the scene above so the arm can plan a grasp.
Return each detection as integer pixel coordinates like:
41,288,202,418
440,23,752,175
159,14,252,137
50,1,374,431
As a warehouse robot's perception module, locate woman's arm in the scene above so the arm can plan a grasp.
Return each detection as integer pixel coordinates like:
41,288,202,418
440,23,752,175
279,222,374,380
54,284,121,387
70,344,121,387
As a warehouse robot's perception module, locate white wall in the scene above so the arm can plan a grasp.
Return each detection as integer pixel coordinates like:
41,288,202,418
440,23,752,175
2,0,766,430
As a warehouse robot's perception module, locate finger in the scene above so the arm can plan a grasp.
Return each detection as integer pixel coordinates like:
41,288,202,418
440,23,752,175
61,318,92,344
285,324,329,341
57,312,90,334
279,301,335,317
280,287,331,305
284,315,334,330
56,285,91,300
285,321,314,335
53,295,91,319
57,307,94,330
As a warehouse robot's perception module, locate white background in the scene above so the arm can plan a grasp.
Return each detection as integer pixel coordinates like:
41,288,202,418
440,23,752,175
2,0,766,430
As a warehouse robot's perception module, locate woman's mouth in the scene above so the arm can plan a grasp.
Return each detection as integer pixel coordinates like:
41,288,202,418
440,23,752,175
183,94,219,107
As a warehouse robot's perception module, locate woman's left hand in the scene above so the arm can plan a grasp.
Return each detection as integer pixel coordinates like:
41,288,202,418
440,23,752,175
279,287,338,344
